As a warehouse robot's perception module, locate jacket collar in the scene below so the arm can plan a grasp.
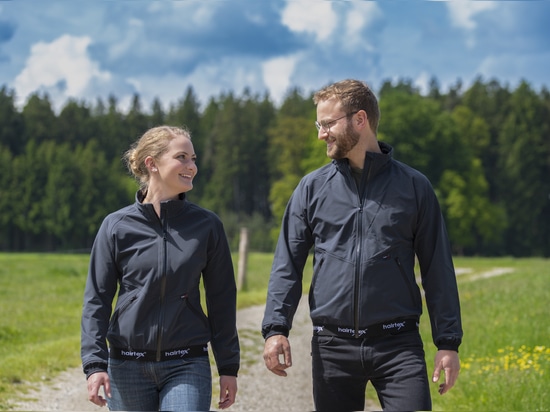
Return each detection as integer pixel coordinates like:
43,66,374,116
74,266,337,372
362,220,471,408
333,141,393,175
364,141,393,171
135,191,188,219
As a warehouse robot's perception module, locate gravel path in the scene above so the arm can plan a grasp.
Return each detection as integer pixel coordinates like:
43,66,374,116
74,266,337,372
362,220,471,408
9,298,379,411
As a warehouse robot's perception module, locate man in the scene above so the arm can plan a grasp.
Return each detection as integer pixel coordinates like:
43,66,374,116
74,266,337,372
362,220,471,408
262,79,462,411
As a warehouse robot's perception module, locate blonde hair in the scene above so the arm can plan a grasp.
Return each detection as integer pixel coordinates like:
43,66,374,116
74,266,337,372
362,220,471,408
123,125,192,192
313,79,380,134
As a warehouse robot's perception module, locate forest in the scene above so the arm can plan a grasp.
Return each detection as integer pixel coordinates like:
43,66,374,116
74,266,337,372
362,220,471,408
0,76,549,256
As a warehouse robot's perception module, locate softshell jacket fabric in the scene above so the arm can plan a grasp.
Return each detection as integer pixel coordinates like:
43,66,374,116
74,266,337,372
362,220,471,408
262,142,462,350
81,192,239,376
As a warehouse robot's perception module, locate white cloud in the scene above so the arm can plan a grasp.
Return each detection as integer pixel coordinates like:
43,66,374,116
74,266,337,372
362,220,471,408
118,73,193,113
14,34,111,110
189,4,216,26
147,0,211,22
281,0,336,42
262,54,300,104
245,10,266,26
343,2,382,51
446,1,497,49
122,57,268,113
414,71,431,95
447,1,497,31
108,18,144,60
476,52,550,88
345,2,382,38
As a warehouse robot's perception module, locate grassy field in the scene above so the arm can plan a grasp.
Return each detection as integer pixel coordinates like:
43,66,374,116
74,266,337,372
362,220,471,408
422,257,550,411
0,253,548,410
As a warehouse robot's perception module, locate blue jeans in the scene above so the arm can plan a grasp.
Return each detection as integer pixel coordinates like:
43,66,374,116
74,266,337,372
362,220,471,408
107,356,212,411
311,331,431,411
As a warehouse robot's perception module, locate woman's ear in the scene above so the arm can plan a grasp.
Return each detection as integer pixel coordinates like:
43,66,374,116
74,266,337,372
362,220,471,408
145,156,157,172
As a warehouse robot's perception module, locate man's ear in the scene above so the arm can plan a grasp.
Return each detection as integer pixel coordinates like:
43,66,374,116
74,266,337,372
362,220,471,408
355,110,368,130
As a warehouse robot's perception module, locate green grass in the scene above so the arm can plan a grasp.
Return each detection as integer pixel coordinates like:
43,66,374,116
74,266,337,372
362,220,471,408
233,251,313,308
427,257,550,411
0,253,548,410
0,253,89,409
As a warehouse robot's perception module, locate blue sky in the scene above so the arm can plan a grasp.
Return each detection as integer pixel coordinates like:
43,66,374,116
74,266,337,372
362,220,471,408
0,1,548,112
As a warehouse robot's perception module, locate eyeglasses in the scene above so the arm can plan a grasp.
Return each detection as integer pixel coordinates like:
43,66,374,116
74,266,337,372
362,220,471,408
315,111,358,132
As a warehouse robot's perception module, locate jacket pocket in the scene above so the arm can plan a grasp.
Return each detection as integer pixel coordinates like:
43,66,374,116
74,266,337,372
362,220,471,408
109,289,139,331
394,256,422,308
360,249,422,325
309,249,355,325
181,293,209,329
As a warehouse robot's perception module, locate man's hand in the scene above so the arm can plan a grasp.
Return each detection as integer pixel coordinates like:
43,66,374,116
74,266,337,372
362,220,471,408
218,375,237,410
87,371,111,407
263,335,292,376
432,350,460,395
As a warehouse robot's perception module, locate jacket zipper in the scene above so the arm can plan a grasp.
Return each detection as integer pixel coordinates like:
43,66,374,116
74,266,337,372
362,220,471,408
354,205,362,337
156,206,168,361
353,162,373,338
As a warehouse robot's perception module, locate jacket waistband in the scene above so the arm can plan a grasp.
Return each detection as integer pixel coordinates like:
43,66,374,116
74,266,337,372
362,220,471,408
110,344,208,362
313,317,419,339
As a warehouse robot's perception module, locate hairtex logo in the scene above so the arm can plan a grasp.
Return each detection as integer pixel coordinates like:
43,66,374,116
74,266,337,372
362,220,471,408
165,348,190,358
338,327,368,337
121,350,146,359
382,321,406,331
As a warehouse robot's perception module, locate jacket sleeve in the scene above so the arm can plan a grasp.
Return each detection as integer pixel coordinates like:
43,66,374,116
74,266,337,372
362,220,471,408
202,217,240,377
261,181,313,339
81,217,119,374
413,176,463,351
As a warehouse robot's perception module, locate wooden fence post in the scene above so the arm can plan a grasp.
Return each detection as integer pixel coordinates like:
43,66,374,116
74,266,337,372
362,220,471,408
237,227,249,291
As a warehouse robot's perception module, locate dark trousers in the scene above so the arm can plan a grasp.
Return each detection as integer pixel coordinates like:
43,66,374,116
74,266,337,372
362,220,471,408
311,331,432,411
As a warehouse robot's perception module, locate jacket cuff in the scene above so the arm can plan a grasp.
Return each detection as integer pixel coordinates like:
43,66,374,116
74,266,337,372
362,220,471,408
218,363,239,377
436,337,462,352
262,324,289,340
83,362,108,379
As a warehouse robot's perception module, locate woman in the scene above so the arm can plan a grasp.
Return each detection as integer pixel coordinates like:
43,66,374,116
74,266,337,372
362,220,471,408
81,126,239,411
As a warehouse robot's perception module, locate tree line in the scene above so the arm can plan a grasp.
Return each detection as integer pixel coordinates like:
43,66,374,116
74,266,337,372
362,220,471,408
0,76,549,256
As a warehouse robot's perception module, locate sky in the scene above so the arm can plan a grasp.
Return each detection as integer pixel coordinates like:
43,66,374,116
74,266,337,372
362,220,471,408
0,0,549,113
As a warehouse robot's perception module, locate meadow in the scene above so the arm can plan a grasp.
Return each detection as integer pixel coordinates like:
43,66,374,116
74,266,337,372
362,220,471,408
420,257,550,411
0,253,548,410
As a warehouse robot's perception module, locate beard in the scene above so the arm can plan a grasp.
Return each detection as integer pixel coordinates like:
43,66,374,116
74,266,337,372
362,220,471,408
327,121,360,160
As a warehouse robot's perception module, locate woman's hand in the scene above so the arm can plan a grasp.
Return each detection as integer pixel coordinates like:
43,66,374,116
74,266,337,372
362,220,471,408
218,375,237,409
87,371,111,407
